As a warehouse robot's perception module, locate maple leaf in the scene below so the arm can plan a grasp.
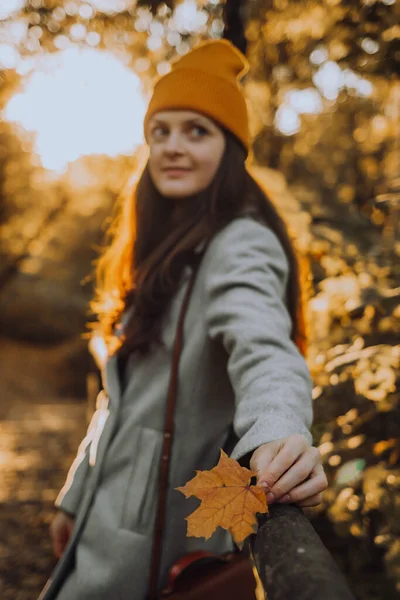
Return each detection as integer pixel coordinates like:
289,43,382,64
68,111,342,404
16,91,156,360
176,449,268,548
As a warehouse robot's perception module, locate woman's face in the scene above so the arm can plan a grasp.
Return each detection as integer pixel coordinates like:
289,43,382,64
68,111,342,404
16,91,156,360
147,110,226,199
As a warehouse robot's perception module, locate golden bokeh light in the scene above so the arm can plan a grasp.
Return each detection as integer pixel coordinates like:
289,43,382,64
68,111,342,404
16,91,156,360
0,0,25,21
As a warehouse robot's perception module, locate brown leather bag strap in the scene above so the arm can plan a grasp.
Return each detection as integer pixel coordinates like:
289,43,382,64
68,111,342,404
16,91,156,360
147,265,200,599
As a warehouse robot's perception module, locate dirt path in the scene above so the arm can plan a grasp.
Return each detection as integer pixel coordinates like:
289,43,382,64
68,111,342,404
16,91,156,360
0,400,86,599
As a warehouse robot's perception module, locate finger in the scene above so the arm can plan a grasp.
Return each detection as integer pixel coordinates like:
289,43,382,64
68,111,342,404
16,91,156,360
276,464,327,505
53,538,63,559
258,434,309,490
54,527,69,558
250,440,281,475
49,526,58,556
268,447,320,500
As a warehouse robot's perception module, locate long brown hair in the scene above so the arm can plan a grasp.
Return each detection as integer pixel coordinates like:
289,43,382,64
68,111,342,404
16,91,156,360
90,131,310,358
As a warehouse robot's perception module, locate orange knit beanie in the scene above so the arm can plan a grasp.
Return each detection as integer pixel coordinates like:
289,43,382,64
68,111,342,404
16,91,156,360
143,39,250,153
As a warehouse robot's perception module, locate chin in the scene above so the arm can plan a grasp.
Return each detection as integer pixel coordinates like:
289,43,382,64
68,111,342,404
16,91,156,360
160,185,199,199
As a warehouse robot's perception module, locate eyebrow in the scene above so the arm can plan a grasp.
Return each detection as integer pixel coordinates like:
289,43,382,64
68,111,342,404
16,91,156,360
150,117,211,128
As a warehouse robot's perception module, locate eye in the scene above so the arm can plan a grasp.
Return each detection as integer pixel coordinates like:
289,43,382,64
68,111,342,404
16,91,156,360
190,125,208,137
151,125,168,137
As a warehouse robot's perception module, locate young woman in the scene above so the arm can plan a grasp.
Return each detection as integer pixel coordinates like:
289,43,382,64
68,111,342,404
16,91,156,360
39,39,327,600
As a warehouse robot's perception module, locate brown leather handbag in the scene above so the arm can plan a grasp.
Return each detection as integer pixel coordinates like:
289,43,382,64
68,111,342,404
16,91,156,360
147,264,258,600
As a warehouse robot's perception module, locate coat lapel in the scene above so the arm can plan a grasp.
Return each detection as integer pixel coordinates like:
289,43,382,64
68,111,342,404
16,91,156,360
101,304,135,404
103,353,121,405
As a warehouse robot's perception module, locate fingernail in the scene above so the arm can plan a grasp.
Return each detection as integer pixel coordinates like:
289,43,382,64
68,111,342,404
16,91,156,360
277,494,290,503
258,481,269,490
266,492,275,504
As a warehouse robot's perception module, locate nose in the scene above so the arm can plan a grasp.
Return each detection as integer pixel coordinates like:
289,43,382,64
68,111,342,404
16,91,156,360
164,130,184,154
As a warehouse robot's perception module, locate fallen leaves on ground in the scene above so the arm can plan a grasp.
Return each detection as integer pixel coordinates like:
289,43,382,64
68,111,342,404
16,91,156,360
176,449,268,548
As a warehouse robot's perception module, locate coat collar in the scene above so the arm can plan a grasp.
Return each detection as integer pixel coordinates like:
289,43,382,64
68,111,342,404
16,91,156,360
103,239,208,401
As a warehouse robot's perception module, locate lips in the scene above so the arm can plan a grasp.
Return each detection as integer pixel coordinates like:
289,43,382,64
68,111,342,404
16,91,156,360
163,168,191,177
162,168,191,172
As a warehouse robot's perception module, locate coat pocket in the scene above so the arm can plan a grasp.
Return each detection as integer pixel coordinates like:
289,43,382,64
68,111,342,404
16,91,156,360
120,426,162,534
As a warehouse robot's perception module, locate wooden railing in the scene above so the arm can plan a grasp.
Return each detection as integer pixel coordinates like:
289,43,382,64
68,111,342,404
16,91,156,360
250,504,356,600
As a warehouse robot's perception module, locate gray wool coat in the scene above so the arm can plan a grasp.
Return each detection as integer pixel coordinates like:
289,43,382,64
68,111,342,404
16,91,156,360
39,215,313,600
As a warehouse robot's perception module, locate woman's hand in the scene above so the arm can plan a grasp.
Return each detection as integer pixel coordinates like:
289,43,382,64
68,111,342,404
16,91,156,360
250,434,328,507
50,510,75,558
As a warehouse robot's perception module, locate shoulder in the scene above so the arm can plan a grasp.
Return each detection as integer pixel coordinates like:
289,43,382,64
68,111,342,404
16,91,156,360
204,215,289,278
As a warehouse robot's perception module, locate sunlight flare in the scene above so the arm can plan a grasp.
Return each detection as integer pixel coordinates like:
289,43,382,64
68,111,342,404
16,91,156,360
4,47,147,173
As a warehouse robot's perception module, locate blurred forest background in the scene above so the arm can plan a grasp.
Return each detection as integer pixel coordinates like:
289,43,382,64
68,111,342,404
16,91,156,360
0,0,399,599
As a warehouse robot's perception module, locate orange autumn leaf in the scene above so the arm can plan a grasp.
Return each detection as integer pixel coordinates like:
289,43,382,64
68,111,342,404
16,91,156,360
176,449,268,548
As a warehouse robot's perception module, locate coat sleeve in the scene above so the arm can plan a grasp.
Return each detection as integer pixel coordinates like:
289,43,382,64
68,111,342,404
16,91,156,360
203,217,313,461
